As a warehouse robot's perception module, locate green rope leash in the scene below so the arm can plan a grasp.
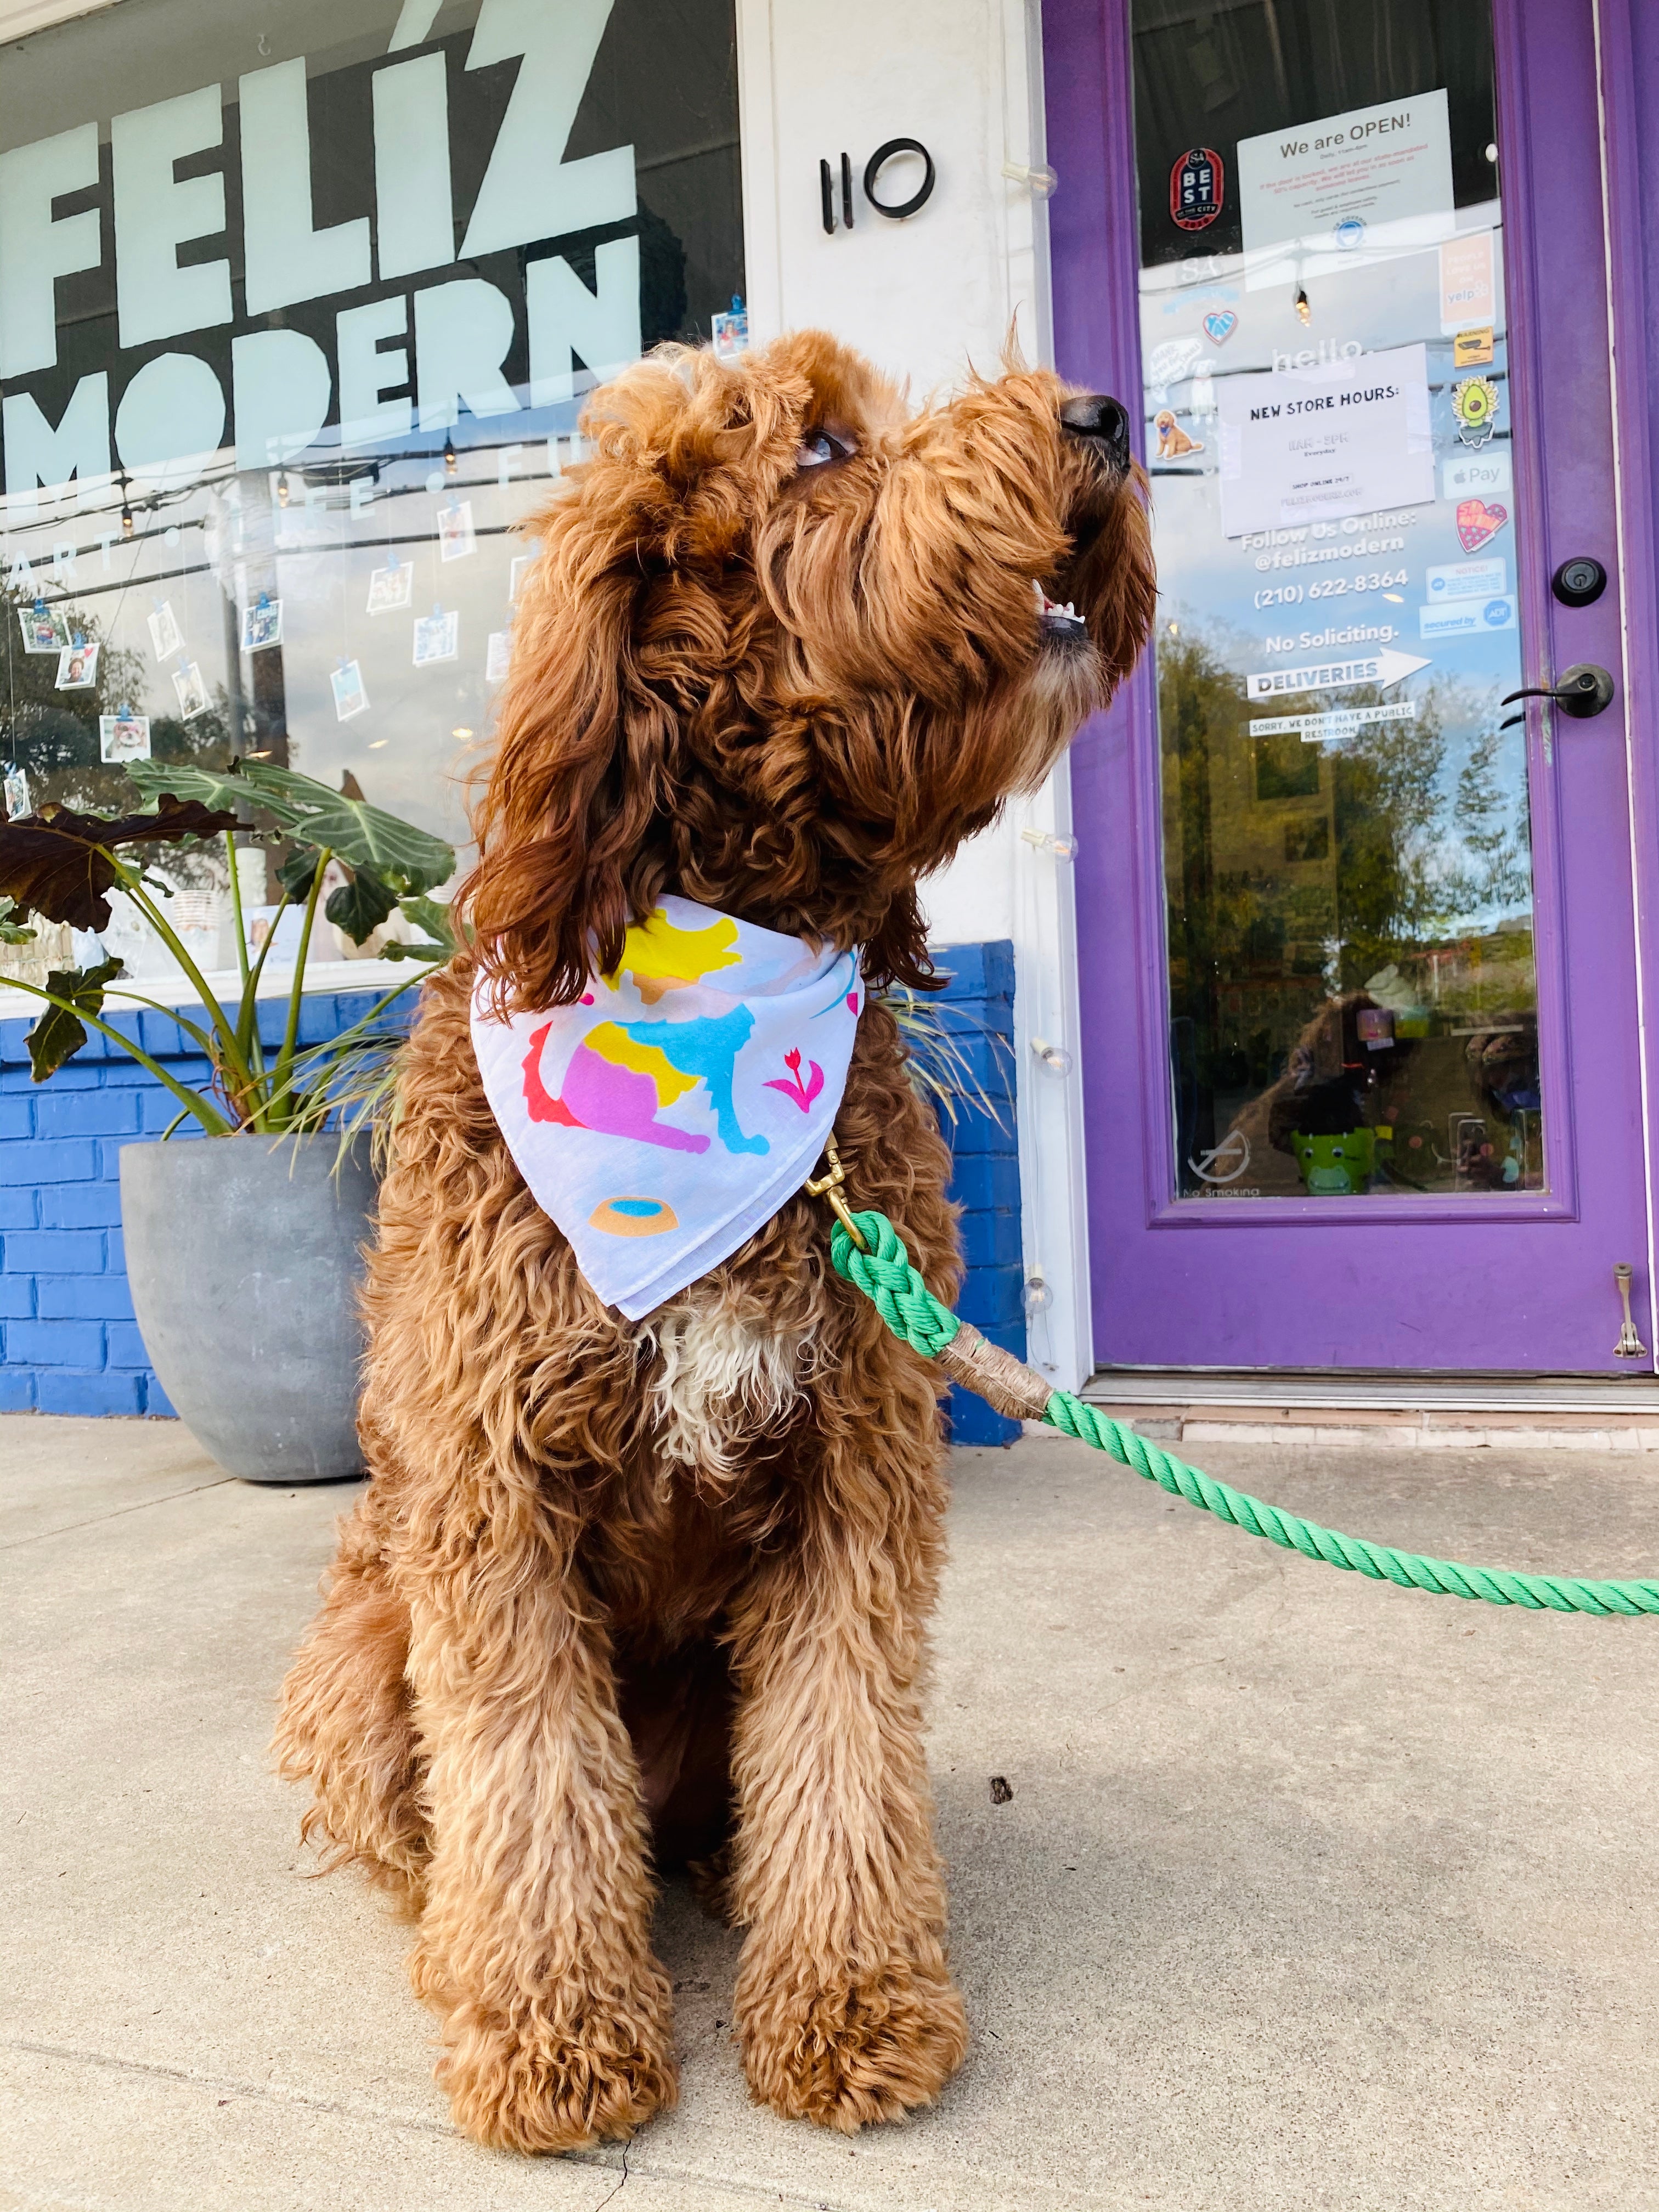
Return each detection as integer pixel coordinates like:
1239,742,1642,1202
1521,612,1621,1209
830,1206,1659,1618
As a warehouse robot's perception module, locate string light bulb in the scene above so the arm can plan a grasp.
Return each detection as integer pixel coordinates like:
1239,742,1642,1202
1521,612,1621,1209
120,499,134,538
443,431,458,476
276,467,290,507
1294,285,1311,325
1029,1036,1075,1077
1020,828,1079,861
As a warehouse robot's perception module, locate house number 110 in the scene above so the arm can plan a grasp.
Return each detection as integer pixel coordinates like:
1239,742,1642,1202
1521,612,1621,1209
820,139,938,234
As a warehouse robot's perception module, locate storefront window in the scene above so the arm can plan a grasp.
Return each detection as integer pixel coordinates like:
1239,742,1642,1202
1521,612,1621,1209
1132,0,1541,1200
0,0,743,949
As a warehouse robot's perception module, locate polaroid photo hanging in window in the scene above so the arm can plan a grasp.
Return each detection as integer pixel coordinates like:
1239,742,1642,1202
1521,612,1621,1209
241,597,283,652
147,602,183,659
331,660,370,722
18,604,67,656
712,296,749,359
56,641,99,690
438,500,477,562
3,766,31,821
172,661,210,719
99,707,153,762
413,608,459,667
366,557,414,616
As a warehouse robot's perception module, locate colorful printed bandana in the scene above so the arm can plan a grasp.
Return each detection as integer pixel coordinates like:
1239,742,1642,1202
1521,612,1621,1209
471,896,862,1318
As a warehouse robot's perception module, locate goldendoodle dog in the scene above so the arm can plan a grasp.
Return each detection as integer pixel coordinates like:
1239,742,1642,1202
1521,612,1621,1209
274,330,1154,2153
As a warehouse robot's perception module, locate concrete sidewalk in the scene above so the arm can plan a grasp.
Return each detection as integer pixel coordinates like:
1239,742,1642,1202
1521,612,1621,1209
3,1417,1658,2211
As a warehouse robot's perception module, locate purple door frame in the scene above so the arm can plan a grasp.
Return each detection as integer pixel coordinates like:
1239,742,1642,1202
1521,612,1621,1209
1045,0,1659,1374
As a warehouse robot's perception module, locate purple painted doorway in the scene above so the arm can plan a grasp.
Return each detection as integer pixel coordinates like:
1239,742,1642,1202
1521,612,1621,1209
1045,0,1656,1374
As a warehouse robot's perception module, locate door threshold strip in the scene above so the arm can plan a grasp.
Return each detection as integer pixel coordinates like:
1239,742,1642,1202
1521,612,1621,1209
1076,1369,1659,1451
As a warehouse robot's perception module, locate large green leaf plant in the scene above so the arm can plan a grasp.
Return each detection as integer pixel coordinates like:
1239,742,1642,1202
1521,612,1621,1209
0,760,456,1137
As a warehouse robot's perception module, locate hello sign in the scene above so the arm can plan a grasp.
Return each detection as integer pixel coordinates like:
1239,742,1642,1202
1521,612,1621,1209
0,0,742,515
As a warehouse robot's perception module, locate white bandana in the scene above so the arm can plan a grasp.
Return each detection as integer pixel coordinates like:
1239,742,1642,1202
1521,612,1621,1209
471,895,863,1318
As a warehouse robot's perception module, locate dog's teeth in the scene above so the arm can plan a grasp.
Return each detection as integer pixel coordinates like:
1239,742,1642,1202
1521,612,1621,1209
1032,579,1046,608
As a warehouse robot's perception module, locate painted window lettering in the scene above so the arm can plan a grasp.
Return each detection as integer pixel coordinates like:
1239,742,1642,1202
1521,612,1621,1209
459,0,636,257
0,0,657,502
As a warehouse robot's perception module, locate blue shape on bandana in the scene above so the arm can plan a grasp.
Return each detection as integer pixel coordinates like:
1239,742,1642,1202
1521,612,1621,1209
616,1006,770,1156
809,951,859,1018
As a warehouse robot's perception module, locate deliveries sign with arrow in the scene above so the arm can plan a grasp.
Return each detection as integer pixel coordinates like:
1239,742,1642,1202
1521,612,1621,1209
1246,647,1429,699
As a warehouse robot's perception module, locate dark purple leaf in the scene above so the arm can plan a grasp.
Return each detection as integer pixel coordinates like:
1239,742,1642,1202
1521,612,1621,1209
0,796,239,932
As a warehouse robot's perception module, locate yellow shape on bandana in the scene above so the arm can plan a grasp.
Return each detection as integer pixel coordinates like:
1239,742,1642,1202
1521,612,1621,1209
610,908,741,1004
583,1021,702,1106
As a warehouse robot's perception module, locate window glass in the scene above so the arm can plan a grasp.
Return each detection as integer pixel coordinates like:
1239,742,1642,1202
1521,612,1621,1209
0,0,743,885
1132,0,1542,1201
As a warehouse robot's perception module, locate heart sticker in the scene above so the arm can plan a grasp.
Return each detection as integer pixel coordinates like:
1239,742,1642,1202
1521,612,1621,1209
1457,497,1509,553
1203,309,1238,346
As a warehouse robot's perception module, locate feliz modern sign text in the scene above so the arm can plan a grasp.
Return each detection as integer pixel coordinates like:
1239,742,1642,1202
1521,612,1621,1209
0,0,644,511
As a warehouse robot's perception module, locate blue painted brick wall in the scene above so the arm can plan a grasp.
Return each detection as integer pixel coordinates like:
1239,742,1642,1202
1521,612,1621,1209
930,940,1025,1447
0,947,1024,1442
0,991,393,1418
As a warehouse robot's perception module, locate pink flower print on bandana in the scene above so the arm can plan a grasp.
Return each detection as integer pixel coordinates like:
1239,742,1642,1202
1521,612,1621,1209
764,1048,825,1113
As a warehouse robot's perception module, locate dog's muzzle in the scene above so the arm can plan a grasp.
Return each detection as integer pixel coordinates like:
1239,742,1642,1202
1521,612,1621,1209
1059,391,1132,475
1037,391,1135,643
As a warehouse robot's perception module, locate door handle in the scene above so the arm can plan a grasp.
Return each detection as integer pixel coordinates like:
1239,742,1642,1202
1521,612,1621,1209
1499,663,1616,730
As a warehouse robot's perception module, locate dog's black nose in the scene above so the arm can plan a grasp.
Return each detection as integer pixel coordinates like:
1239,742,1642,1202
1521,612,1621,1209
1060,392,1131,467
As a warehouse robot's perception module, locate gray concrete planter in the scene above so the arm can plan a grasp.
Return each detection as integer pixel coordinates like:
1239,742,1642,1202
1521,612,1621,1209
120,1135,376,1483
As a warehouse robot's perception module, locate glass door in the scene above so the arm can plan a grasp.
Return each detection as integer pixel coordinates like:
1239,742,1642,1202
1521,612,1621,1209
1046,0,1652,1372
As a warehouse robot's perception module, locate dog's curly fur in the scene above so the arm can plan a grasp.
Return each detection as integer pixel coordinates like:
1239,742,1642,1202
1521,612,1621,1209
274,331,1154,2154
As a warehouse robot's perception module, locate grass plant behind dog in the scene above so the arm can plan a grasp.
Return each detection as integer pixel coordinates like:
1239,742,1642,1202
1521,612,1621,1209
274,330,1155,2154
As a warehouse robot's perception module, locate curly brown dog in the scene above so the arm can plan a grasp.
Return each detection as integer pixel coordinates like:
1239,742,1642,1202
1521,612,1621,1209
273,331,1154,2153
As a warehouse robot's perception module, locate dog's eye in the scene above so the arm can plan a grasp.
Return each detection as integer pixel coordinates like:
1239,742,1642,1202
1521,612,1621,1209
795,430,851,470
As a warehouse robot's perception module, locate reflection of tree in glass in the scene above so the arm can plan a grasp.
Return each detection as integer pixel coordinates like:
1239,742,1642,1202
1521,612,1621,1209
1158,631,1548,1183
1158,628,1228,1163
1447,710,1532,922
1327,682,1447,988
1159,625,1350,1013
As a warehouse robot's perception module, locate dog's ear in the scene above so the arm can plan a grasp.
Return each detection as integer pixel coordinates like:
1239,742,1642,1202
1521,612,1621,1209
460,352,813,1012
461,522,672,1013
460,413,686,1013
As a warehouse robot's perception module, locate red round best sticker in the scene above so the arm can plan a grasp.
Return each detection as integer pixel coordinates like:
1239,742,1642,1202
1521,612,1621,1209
1170,146,1224,232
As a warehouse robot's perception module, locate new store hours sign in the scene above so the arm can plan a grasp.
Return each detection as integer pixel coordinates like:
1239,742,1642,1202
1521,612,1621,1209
0,0,742,509
1216,343,1435,536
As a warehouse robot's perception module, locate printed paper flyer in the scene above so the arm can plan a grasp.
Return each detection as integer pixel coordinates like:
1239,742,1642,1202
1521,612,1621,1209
1237,89,1453,284
1216,343,1433,535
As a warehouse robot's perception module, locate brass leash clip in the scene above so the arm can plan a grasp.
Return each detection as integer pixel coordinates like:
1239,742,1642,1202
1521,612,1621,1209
805,1132,870,1252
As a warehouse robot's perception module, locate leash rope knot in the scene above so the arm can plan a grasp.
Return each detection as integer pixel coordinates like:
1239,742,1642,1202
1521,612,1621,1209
826,1199,1659,1618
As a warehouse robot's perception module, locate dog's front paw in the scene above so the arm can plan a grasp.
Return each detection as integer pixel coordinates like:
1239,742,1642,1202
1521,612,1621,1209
736,1948,969,2131
436,1991,678,2153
